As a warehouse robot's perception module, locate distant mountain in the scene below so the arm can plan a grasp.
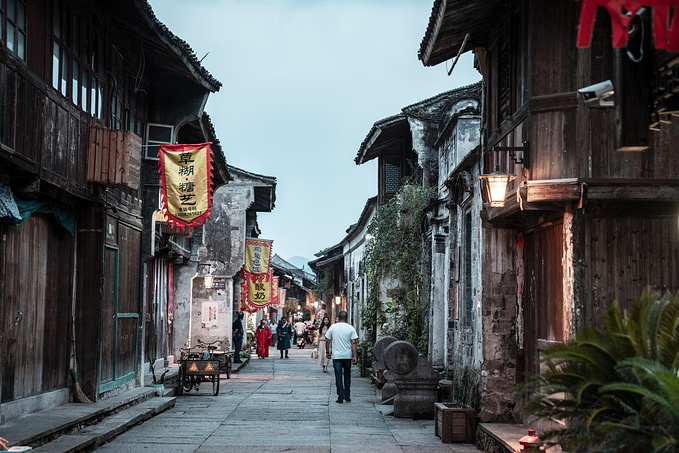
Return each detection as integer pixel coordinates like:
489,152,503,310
286,256,311,270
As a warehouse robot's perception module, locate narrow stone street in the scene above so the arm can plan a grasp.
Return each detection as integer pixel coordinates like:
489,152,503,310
94,347,480,452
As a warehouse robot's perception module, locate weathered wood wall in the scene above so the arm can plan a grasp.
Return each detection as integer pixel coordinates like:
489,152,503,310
0,215,72,403
581,216,679,330
75,207,104,400
0,57,90,197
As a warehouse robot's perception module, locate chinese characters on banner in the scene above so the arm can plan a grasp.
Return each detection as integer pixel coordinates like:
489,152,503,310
244,238,273,274
240,270,274,312
158,142,214,230
241,238,275,312
247,271,272,306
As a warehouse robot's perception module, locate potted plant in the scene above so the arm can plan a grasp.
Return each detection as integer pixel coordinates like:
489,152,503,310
435,365,480,443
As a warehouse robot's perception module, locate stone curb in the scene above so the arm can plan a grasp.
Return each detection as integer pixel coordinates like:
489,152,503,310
0,387,158,448
31,397,176,453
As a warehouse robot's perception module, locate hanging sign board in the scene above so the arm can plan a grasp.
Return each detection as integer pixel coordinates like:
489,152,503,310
158,142,214,230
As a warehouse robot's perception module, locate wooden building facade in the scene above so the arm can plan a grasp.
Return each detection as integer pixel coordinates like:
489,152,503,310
0,0,226,419
420,0,679,422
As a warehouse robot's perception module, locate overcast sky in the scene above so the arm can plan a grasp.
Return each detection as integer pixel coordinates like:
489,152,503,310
148,0,480,263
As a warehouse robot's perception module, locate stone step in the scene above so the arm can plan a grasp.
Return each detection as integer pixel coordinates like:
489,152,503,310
32,397,175,453
477,423,561,453
0,387,164,449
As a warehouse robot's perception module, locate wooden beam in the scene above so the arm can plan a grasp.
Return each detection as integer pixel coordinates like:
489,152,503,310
526,184,581,203
529,92,578,113
586,185,679,201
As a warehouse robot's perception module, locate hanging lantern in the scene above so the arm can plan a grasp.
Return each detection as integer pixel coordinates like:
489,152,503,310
479,171,516,208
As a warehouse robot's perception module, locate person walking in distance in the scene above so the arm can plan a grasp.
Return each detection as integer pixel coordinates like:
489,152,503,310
255,319,272,359
325,311,358,403
316,316,331,372
232,312,244,364
277,316,292,358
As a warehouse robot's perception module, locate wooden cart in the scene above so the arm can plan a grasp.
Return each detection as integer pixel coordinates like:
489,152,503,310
176,344,221,396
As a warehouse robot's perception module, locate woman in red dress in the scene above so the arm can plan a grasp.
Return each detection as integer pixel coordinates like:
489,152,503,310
255,319,272,358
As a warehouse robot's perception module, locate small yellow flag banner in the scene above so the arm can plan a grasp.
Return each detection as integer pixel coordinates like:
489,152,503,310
158,142,214,230
244,238,272,274
241,237,275,312
241,269,274,312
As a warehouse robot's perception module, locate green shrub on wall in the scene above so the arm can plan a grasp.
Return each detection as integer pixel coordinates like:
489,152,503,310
361,182,435,353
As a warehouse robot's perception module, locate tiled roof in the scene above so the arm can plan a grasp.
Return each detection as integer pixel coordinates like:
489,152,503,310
341,196,377,243
201,113,231,184
355,113,407,164
401,82,482,121
136,0,222,91
272,254,315,282
226,165,277,184
355,83,482,164
418,0,505,67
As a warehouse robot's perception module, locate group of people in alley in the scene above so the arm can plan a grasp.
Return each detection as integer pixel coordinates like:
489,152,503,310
235,311,358,403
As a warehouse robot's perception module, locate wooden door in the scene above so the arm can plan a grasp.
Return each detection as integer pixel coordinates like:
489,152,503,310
523,223,565,377
0,215,72,402
99,222,140,393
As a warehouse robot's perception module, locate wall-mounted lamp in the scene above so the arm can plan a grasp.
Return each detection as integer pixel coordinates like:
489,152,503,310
479,141,529,208
197,263,214,289
335,296,341,305
479,171,516,208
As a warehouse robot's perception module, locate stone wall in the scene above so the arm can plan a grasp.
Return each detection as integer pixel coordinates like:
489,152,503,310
479,228,519,422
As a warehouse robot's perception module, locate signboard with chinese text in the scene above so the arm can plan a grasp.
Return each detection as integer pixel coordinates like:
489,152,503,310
158,142,214,230
247,272,271,307
244,238,273,274
201,301,218,328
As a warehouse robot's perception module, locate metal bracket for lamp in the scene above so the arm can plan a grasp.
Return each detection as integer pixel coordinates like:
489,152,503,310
492,140,530,169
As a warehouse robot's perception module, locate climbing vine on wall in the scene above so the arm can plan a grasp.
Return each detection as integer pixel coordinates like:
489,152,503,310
360,182,435,353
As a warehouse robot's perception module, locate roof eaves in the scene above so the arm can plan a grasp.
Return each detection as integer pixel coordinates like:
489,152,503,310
227,165,277,185
135,0,222,91
341,196,377,243
200,112,231,184
418,0,447,67
355,113,406,165
402,82,482,122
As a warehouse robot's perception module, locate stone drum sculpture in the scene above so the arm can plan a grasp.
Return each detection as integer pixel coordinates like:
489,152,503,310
383,340,442,419
373,336,398,402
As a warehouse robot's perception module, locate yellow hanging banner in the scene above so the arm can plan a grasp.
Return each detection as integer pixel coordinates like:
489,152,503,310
158,142,214,230
244,238,273,274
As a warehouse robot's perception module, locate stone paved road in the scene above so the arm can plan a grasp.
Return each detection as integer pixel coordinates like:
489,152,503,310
95,346,481,452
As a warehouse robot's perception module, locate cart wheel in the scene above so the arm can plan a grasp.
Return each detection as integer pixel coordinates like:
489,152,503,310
213,375,220,395
176,366,184,396
184,375,194,393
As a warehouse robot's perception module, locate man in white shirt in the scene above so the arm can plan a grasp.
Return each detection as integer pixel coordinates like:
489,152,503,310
325,311,358,403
